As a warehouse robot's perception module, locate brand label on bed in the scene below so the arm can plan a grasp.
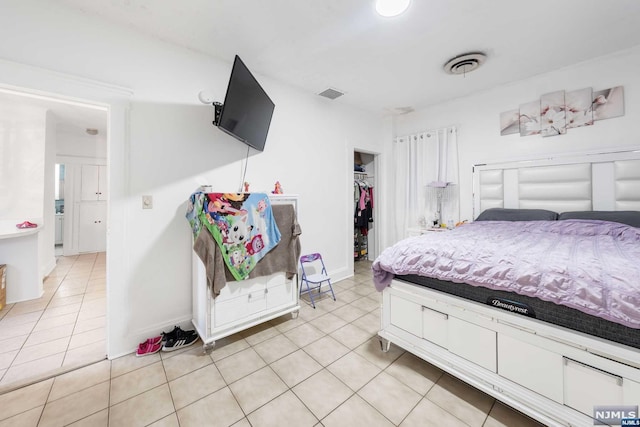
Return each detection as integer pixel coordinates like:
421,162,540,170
486,297,536,318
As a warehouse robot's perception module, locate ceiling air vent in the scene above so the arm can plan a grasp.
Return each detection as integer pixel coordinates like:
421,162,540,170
443,52,487,75
318,88,345,100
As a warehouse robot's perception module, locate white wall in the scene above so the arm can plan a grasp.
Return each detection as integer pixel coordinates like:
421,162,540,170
40,111,57,277
56,131,107,160
0,102,46,221
0,0,384,355
391,45,640,226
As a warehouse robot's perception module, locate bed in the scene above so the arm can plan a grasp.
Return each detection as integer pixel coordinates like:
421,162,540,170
373,148,640,427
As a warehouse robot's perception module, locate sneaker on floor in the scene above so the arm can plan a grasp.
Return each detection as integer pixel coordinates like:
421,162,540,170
162,328,198,352
160,326,183,344
136,341,162,357
139,335,162,348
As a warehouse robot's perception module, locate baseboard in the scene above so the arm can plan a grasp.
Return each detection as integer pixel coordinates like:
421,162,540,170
330,266,353,283
114,314,194,358
41,257,57,280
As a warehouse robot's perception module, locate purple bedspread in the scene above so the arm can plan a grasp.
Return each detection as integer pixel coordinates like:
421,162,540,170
372,220,640,329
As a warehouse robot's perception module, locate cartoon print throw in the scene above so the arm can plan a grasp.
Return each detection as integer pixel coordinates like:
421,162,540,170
187,192,281,280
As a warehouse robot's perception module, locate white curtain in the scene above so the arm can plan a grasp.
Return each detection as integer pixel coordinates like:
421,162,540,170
392,126,459,242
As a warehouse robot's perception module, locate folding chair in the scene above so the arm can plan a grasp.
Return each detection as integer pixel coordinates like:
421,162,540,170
299,253,336,309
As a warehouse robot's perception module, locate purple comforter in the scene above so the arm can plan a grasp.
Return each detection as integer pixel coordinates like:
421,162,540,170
372,220,640,329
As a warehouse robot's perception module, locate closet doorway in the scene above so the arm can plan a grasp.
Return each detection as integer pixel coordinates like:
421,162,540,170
353,150,378,271
0,87,108,391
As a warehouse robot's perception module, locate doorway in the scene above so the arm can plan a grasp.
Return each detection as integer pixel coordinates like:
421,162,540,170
0,87,109,391
55,163,65,256
353,150,378,270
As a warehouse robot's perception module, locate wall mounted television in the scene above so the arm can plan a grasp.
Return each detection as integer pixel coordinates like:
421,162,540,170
215,55,275,152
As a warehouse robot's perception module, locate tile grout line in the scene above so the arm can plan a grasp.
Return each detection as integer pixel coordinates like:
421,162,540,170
0,255,76,387
0,253,108,391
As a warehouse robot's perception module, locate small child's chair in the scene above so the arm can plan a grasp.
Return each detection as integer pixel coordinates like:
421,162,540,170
299,253,336,309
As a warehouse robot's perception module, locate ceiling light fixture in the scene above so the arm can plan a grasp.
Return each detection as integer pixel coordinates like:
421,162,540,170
375,0,411,17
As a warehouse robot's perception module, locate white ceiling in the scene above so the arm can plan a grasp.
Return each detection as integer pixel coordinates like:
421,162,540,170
52,0,640,114
5,0,640,135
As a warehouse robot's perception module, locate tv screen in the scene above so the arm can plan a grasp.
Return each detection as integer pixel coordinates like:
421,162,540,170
217,55,275,152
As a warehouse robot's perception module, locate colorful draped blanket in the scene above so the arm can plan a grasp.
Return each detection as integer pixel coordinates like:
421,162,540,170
186,192,281,280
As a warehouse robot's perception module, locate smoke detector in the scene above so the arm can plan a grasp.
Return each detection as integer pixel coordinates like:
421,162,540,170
443,52,487,75
318,88,345,100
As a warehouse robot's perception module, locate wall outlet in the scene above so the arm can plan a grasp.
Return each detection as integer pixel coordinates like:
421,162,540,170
142,195,153,209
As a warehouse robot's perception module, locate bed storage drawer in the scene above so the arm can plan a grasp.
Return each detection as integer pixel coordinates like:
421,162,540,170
498,334,563,403
448,317,496,372
389,294,422,337
563,358,623,417
422,306,448,348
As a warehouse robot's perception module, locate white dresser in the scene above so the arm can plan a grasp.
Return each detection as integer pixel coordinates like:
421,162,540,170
191,195,300,350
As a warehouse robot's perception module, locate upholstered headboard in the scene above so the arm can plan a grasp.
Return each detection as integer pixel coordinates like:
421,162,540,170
473,148,640,218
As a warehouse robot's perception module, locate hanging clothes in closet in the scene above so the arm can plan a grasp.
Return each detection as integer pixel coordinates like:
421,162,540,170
354,175,373,261
354,178,374,234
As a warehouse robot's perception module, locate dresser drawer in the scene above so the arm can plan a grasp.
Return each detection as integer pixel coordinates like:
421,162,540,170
217,276,266,302
266,280,294,309
214,289,267,327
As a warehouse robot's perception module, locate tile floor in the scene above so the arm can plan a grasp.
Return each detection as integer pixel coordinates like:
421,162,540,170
0,260,544,427
0,252,106,391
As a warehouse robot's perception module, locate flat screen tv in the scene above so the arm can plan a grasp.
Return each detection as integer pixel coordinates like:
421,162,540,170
216,55,275,152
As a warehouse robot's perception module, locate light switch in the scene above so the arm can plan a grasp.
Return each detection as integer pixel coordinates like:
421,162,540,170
142,195,153,209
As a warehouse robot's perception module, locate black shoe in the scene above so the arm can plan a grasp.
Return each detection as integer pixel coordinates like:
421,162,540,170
161,325,189,344
162,328,198,351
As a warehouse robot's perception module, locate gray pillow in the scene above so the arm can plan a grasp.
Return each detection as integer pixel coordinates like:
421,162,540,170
476,208,559,222
558,211,640,228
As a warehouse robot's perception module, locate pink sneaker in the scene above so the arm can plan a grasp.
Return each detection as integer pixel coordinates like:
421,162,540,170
139,336,162,347
136,341,161,357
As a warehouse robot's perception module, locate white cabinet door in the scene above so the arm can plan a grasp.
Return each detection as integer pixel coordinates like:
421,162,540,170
79,203,106,252
81,165,107,201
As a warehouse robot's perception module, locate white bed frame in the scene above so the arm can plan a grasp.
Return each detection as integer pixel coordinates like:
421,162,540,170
379,148,640,427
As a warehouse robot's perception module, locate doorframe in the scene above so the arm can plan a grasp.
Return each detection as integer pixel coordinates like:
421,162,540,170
351,148,381,270
0,58,132,358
